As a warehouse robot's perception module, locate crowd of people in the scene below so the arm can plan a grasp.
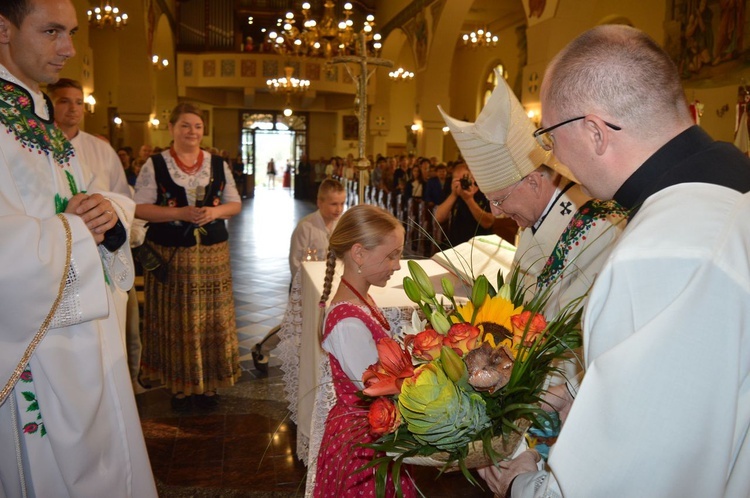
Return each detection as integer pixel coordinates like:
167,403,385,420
301,152,451,205
1,0,748,496
292,152,519,254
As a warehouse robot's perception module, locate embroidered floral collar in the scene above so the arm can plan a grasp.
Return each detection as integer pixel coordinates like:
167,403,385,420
537,199,628,289
0,77,74,167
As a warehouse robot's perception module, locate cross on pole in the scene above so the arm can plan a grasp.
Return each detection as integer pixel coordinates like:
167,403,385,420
328,32,393,205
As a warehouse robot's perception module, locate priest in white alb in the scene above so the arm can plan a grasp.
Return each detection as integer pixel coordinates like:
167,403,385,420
0,0,157,496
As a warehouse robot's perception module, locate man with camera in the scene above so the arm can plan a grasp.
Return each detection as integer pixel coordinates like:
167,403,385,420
434,161,495,246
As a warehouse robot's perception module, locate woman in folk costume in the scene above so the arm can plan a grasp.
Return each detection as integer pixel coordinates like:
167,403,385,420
439,70,626,320
310,205,415,497
134,103,241,409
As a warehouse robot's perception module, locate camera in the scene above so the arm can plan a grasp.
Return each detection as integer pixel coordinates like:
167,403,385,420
459,175,473,191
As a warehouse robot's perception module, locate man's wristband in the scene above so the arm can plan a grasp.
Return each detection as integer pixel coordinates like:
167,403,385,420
102,219,127,252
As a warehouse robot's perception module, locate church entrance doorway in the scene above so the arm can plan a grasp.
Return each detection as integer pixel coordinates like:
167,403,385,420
240,111,308,194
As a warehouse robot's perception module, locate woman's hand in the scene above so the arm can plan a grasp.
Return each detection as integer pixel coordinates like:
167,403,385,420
195,206,217,226
181,205,204,224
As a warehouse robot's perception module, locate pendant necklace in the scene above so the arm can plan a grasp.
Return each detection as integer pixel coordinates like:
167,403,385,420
170,147,203,175
340,277,391,331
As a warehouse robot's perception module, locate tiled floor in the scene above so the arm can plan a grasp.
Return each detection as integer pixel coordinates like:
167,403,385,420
135,187,494,497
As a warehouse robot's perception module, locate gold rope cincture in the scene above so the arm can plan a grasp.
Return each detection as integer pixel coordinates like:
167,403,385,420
0,214,73,405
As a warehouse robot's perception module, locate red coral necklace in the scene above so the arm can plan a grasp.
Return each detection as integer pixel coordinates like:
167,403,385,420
170,147,203,175
340,277,390,331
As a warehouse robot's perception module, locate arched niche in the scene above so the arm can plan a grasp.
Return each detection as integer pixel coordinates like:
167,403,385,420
373,28,418,150
151,14,178,144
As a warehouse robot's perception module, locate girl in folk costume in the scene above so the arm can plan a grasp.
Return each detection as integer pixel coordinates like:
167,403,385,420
311,205,415,497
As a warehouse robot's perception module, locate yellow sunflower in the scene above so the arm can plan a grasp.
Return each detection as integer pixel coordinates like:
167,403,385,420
453,295,523,346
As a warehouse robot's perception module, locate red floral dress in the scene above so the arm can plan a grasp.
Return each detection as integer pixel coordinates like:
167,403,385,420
313,302,416,497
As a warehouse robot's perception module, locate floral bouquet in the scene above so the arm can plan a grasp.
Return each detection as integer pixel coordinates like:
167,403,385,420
359,260,583,496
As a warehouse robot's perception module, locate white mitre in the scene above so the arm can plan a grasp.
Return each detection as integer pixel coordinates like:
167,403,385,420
438,69,573,192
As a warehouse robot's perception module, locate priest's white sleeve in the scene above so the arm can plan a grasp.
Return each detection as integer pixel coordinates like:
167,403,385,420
511,471,562,498
97,191,135,293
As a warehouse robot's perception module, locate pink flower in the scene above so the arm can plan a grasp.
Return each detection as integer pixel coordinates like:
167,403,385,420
443,322,481,357
23,422,38,434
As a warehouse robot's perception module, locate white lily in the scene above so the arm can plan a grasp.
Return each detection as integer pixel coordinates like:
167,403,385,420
402,309,427,336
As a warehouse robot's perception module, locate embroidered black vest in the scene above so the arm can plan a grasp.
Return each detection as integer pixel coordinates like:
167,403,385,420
146,153,229,247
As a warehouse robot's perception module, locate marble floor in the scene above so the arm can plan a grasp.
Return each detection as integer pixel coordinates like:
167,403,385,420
135,186,494,497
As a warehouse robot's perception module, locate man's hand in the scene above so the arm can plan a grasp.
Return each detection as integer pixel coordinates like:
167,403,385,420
477,450,541,497
66,193,118,244
451,176,478,201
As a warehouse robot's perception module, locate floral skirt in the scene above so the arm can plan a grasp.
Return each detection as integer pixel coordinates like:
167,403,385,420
141,241,241,395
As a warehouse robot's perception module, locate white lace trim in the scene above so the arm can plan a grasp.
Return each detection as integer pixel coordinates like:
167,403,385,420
276,276,417,471
98,243,133,288
303,354,334,497
277,271,304,429
50,257,81,329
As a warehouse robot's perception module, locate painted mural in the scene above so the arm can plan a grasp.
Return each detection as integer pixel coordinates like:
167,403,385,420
667,0,749,80
401,0,444,71
522,0,560,27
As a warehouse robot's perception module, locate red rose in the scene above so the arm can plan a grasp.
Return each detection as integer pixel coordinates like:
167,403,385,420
511,311,548,346
406,329,443,361
23,422,38,434
367,397,401,436
443,322,481,357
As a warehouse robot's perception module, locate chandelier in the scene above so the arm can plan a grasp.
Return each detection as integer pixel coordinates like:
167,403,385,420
87,1,128,29
264,1,381,59
462,28,498,49
267,66,311,117
266,66,311,93
388,67,414,82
